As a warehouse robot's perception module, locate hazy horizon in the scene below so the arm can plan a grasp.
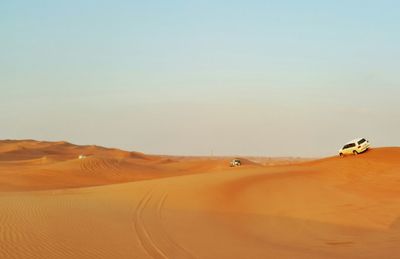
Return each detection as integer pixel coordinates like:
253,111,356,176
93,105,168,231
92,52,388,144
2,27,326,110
1,1,400,157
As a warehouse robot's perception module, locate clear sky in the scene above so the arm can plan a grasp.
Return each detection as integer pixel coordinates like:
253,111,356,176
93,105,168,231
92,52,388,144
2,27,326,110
1,0,400,157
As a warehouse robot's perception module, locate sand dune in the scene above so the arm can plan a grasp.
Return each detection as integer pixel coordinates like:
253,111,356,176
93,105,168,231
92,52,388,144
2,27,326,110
0,140,244,191
1,140,400,258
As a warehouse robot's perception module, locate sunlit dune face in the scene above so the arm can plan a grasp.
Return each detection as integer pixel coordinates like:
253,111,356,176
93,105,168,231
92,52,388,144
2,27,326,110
1,141,400,258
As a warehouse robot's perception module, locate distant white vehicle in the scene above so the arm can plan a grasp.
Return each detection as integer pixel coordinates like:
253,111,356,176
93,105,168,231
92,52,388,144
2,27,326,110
339,138,370,157
230,159,241,167
78,154,87,159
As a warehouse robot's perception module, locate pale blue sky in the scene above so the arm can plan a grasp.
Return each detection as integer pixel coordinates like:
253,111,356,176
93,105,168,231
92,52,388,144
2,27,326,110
1,1,400,157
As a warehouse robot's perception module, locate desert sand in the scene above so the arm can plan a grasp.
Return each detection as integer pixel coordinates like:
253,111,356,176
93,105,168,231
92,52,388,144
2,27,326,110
1,140,400,258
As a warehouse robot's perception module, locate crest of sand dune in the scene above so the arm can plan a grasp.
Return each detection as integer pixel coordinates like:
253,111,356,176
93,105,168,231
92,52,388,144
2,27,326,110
1,140,400,258
0,140,237,191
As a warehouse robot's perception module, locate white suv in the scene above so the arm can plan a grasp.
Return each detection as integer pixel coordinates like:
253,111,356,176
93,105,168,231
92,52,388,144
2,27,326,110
230,159,241,167
339,138,370,156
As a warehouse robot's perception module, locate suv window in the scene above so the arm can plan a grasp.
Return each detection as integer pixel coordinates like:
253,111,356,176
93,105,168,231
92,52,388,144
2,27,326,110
343,143,356,149
358,139,366,145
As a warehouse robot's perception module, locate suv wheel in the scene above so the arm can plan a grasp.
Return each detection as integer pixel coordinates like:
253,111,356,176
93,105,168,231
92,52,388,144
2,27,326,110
353,150,359,155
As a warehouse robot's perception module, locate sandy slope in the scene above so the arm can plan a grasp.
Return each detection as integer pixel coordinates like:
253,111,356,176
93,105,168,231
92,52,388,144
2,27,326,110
0,140,235,191
1,141,400,258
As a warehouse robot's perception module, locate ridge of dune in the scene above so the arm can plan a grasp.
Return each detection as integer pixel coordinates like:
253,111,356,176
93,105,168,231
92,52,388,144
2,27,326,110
0,139,149,161
1,142,400,258
212,147,400,231
0,140,262,191
0,140,399,192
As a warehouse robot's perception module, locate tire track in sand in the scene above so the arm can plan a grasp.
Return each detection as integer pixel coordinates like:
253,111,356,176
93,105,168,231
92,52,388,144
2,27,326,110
133,189,195,259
